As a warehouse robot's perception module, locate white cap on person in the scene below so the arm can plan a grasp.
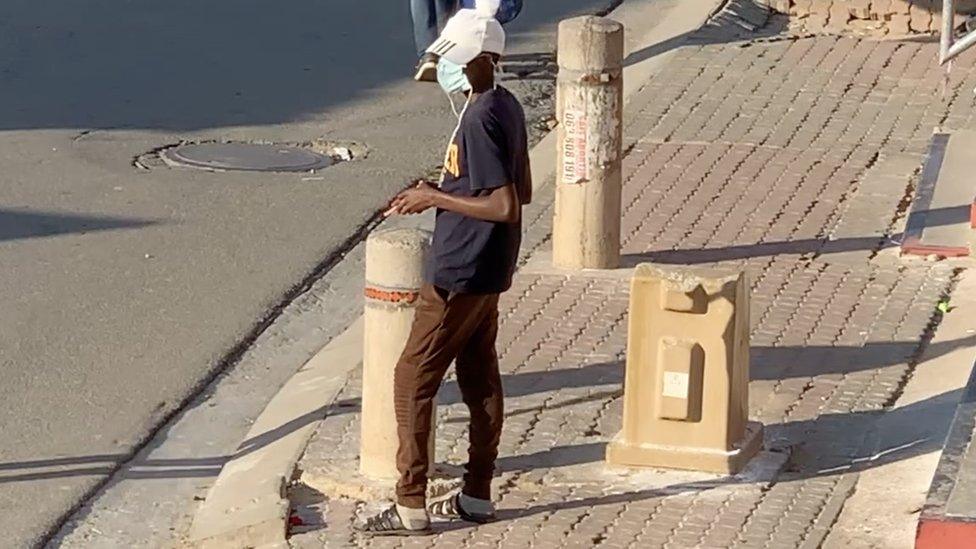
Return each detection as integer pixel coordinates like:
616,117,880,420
426,8,506,65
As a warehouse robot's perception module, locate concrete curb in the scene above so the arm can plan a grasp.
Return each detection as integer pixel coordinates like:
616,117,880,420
185,319,363,548
184,0,725,545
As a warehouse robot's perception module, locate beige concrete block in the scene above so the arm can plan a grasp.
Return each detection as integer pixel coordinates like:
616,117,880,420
889,12,913,32
771,0,793,13
360,228,432,480
849,0,873,18
794,0,815,17
850,18,888,34
606,264,762,474
909,0,934,32
890,0,912,14
871,0,893,18
828,1,854,29
806,7,832,31
932,9,959,33
814,0,830,16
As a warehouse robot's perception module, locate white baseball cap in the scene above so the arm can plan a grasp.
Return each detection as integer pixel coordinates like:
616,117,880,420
426,8,506,65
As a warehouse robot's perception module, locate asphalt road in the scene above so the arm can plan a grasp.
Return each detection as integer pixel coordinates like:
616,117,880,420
0,0,619,546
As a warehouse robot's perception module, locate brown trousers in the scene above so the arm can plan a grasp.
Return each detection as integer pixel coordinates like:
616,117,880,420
394,283,504,508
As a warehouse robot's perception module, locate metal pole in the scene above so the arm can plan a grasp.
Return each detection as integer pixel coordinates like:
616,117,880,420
940,0,976,64
552,16,624,270
941,0,954,64
946,30,976,63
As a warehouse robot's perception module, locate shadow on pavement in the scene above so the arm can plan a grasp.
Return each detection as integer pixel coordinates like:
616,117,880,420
0,208,157,242
0,455,226,484
624,206,969,265
5,335,970,484
445,334,976,401
0,0,631,132
628,235,896,265
0,404,330,483
751,336,976,381
467,388,964,527
0,0,417,131
622,11,789,68
292,388,964,536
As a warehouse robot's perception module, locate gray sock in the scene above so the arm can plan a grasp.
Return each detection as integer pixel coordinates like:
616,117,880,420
395,504,430,530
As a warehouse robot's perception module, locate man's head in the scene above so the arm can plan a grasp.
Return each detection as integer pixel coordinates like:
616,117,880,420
427,9,505,94
463,52,501,93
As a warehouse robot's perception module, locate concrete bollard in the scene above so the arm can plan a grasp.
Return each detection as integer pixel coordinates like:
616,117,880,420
552,16,624,270
360,228,433,480
606,264,763,474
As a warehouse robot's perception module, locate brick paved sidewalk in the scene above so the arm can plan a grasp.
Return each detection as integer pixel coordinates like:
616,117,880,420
290,15,975,549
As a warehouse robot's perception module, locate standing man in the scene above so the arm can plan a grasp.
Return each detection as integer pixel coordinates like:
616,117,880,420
411,0,458,81
358,8,531,536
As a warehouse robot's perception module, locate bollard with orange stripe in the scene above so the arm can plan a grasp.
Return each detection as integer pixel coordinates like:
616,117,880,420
360,228,433,480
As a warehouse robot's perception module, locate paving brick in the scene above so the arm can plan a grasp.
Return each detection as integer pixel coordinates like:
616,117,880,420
285,20,976,549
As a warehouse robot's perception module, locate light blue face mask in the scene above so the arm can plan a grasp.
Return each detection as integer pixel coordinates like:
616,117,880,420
436,58,471,95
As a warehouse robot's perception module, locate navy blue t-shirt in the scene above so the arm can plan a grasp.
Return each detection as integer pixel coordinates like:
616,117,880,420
426,86,531,295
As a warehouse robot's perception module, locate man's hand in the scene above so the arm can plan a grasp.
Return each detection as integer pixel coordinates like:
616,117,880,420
386,181,441,216
385,180,520,223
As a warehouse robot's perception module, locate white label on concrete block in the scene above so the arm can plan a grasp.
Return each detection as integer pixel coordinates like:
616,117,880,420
662,371,690,399
561,109,589,184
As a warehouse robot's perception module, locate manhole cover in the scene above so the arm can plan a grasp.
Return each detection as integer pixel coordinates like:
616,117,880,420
160,142,334,172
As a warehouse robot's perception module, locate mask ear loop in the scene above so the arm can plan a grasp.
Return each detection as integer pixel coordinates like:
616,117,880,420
438,93,472,185
445,87,461,119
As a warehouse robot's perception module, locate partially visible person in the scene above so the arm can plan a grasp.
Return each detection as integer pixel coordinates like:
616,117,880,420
411,0,522,82
461,0,522,26
411,0,459,82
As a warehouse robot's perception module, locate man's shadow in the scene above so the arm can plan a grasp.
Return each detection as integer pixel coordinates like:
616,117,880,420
425,387,964,531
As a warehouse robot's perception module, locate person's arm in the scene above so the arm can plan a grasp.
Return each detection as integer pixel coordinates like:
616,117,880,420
520,153,532,206
387,181,519,223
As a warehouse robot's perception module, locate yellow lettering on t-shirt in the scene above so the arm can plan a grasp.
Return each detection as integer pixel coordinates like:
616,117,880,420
444,143,460,178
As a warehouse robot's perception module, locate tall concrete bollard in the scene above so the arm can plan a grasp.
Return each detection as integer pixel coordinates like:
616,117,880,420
360,228,433,480
553,16,624,270
606,264,763,474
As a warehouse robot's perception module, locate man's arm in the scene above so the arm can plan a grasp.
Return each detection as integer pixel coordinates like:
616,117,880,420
388,182,519,223
520,154,532,206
